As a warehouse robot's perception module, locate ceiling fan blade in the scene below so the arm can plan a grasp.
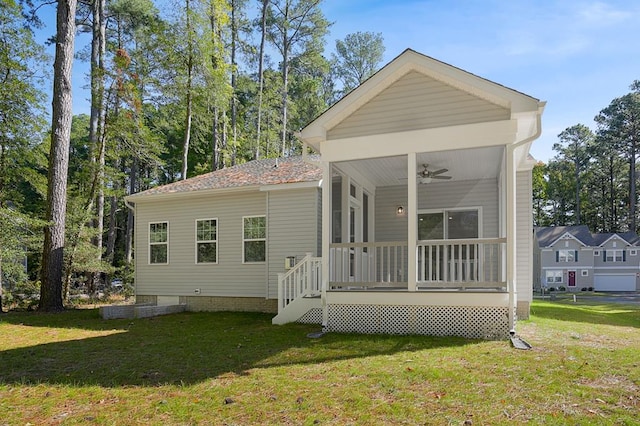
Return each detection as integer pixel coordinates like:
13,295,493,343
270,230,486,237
431,175,452,180
430,168,449,175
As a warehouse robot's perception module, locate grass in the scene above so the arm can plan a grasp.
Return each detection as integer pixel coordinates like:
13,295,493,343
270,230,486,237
0,301,638,425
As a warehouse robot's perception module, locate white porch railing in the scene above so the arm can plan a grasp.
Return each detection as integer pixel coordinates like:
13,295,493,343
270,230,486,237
329,242,408,288
417,238,506,289
277,253,322,312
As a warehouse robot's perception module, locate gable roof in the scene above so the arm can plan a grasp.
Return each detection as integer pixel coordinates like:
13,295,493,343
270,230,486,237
300,48,544,148
534,226,594,247
592,232,640,247
127,156,321,200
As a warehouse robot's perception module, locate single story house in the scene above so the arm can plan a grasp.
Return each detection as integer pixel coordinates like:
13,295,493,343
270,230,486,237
127,49,545,338
534,225,640,292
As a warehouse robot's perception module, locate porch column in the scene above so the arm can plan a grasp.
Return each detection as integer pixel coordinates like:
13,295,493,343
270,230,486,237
408,152,417,292
321,161,331,329
506,145,517,331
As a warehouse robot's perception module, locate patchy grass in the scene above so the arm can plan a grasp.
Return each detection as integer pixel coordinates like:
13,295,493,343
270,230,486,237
0,301,638,425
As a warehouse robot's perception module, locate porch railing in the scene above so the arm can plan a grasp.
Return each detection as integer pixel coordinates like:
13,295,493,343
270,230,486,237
329,241,408,288
417,238,506,289
328,238,506,290
277,253,322,312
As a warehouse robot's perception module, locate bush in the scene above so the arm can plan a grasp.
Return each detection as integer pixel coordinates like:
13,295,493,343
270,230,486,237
581,287,587,291
2,280,40,311
558,286,566,291
548,287,555,292
588,287,594,291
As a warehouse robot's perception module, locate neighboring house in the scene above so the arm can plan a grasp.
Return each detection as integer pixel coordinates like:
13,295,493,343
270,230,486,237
534,225,640,292
127,49,545,339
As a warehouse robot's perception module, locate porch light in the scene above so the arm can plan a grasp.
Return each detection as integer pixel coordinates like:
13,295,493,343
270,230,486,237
396,206,405,216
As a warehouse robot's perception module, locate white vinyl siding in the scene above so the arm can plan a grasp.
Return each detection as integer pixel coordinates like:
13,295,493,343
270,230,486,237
196,218,217,264
149,222,168,264
267,188,321,299
135,192,266,297
516,170,533,303
327,71,510,140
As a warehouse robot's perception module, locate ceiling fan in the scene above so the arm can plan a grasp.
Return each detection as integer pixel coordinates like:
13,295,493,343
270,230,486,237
417,164,452,183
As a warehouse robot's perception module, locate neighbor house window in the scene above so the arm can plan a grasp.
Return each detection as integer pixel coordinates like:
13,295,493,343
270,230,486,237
196,219,217,264
149,222,168,264
243,216,266,262
581,270,588,277
605,249,624,262
546,270,563,284
557,249,577,262
631,249,637,256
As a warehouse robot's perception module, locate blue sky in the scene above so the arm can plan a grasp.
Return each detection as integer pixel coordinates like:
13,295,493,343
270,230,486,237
321,0,640,162
34,1,640,163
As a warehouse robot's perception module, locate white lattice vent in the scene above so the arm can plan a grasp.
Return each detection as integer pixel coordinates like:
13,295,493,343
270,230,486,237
296,308,323,324
326,304,509,339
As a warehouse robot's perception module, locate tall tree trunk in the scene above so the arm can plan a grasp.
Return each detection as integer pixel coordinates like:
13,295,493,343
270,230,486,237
105,193,118,263
40,0,77,312
90,0,106,290
125,157,137,264
255,0,268,159
280,37,289,157
181,0,194,180
229,0,238,166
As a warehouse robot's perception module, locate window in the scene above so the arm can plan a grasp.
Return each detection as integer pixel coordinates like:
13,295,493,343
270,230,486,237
196,219,217,263
581,270,588,277
546,270,563,284
605,249,624,262
149,222,168,264
243,216,266,262
594,250,600,256
557,249,576,262
631,249,637,256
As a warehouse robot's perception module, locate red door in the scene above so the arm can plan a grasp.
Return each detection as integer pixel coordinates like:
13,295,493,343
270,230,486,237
568,271,576,287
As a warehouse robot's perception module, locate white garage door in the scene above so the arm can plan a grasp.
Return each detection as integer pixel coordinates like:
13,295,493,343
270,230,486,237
594,274,636,291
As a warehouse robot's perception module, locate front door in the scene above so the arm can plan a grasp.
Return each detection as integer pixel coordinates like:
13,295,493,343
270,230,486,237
568,270,576,287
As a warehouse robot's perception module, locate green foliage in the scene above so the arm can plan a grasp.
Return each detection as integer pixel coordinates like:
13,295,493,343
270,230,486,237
332,31,385,97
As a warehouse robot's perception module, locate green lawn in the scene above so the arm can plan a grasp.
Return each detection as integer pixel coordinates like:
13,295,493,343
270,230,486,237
0,300,638,425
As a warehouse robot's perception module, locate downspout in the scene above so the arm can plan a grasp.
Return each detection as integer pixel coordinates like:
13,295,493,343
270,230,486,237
507,104,545,333
124,198,136,301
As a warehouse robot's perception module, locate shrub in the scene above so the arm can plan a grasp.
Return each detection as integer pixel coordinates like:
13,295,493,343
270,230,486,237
558,286,566,291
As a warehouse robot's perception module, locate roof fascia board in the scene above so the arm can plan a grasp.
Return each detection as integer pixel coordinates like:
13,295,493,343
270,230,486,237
598,234,632,247
126,185,260,203
320,119,517,163
548,231,588,248
259,180,321,192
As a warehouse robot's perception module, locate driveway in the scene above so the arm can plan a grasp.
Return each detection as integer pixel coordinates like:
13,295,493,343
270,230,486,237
535,292,640,305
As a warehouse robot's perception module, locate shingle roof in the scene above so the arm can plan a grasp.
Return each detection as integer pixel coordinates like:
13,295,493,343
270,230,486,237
128,156,321,199
534,225,594,247
535,226,640,247
592,231,640,246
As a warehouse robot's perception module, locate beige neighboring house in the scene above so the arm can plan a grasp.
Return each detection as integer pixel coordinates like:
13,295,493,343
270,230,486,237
127,49,545,339
534,225,640,292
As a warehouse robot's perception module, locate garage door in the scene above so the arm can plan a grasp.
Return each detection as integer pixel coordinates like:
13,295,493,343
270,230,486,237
594,274,636,291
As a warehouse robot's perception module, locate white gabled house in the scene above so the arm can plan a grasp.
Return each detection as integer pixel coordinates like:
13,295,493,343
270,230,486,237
127,49,545,339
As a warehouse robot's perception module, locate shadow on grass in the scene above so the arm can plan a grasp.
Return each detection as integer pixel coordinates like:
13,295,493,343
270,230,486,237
0,310,477,387
530,300,640,328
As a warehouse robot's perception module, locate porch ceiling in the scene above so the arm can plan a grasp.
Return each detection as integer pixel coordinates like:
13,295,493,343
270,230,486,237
337,146,503,187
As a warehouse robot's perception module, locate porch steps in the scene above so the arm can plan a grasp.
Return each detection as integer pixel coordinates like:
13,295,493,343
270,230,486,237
272,295,322,325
